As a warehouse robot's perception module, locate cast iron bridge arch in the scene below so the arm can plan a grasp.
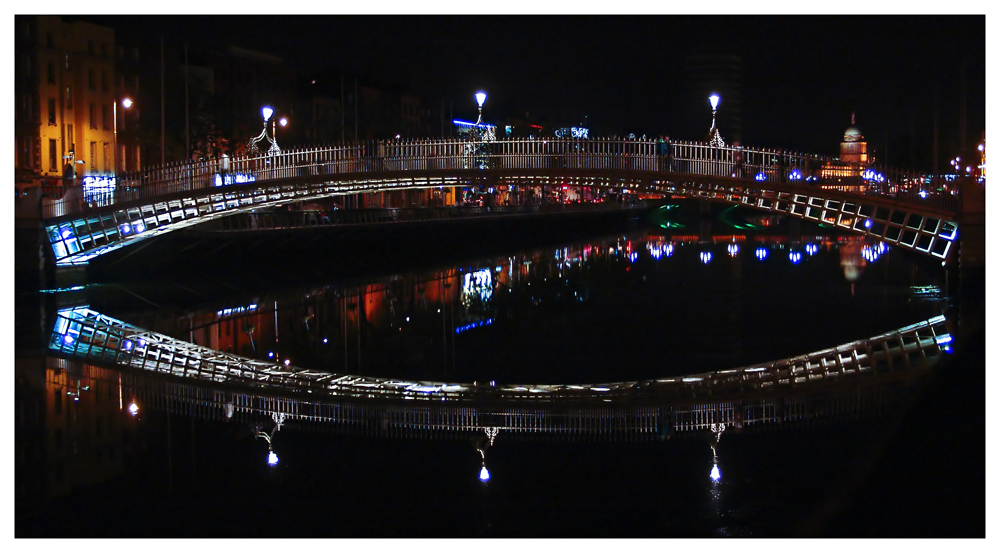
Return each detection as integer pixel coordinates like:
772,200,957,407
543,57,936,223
38,137,963,266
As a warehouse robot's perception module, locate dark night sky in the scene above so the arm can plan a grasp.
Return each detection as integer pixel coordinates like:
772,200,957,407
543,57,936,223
77,11,987,166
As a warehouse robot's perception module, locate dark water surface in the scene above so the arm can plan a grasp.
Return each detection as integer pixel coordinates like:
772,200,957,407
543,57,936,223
15,207,985,537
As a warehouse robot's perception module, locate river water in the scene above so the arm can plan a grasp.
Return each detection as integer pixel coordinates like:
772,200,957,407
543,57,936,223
15,204,985,537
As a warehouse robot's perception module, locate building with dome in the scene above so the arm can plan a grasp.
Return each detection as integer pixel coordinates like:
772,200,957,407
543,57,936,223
818,113,872,192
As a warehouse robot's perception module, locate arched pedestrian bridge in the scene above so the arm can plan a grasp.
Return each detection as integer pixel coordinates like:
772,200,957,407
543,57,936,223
32,137,967,266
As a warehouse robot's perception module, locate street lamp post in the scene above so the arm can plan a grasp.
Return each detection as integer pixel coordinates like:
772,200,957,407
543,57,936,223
471,92,493,170
708,93,725,147
475,91,487,125
249,106,282,156
113,97,133,176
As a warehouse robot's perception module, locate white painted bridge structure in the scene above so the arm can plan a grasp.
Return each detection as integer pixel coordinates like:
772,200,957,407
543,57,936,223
31,137,966,266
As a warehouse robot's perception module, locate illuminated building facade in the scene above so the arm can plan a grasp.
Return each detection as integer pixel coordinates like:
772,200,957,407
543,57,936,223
14,16,127,196
818,114,871,191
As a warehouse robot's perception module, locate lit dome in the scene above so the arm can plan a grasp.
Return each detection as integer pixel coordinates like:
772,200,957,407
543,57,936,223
843,126,864,142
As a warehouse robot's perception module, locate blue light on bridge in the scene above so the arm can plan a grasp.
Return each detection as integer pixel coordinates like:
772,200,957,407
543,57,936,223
805,243,818,256
214,172,257,187
754,171,768,182
727,243,739,257
755,246,768,261
700,251,712,264
82,175,117,205
120,221,145,235
788,251,803,264
122,221,146,235
789,168,803,181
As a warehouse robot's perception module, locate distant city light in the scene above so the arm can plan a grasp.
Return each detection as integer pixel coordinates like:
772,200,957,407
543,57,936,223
128,401,139,416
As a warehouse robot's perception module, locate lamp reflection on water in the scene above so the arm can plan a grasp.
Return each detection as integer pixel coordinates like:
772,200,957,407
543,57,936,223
709,423,725,483
477,427,499,484
255,413,286,466
710,462,721,482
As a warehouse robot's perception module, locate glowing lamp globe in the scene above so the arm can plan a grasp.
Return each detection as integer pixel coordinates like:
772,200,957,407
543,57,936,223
262,106,274,122
121,97,133,109
475,92,487,108
710,463,721,482
268,451,279,466
128,402,139,416
479,465,490,482
709,94,720,111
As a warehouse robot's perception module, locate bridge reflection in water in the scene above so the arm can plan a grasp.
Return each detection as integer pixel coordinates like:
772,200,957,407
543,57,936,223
20,218,979,537
49,305,951,441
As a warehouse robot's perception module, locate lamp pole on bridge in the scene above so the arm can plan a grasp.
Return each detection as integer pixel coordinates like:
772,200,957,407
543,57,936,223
475,91,486,125
248,106,283,156
708,93,725,147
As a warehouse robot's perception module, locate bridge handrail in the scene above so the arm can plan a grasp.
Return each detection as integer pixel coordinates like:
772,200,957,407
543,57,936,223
38,137,960,219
